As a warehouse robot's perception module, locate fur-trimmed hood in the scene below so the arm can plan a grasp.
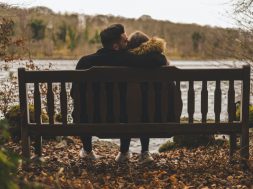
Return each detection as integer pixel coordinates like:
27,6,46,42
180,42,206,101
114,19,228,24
129,37,166,55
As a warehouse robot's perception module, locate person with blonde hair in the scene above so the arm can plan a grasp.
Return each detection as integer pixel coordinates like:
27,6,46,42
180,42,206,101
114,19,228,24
115,31,171,164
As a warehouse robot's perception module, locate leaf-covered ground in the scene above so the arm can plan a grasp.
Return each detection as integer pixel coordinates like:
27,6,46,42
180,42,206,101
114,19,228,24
4,134,253,189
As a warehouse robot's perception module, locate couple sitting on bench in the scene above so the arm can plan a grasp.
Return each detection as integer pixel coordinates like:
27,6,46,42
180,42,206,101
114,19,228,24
71,24,182,164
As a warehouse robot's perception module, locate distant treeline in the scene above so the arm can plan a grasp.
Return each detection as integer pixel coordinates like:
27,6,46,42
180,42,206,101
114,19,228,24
0,4,251,60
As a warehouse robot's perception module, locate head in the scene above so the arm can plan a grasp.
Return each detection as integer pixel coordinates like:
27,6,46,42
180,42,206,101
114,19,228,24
100,24,128,50
127,31,150,50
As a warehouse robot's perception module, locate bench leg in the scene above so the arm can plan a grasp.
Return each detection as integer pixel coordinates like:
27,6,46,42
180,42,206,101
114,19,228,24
240,129,249,164
35,136,42,157
229,134,237,158
21,130,30,160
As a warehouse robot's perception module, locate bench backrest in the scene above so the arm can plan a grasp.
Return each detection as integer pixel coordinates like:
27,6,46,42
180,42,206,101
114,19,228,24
18,65,250,131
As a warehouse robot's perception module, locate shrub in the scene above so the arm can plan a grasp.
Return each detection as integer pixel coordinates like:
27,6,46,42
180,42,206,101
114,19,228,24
5,105,48,139
173,134,215,147
0,119,20,189
159,141,177,152
235,102,253,122
55,113,62,122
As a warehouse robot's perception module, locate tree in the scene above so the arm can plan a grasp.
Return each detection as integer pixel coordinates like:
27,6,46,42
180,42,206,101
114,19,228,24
83,26,89,41
0,18,14,60
66,27,80,51
56,22,67,42
191,32,203,52
89,30,100,44
30,19,46,40
232,0,253,62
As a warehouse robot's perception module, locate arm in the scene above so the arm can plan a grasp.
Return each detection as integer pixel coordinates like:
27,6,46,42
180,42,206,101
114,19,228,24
70,57,91,99
126,52,168,67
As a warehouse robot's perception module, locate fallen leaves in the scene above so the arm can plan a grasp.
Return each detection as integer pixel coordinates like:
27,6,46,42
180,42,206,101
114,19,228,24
3,135,253,188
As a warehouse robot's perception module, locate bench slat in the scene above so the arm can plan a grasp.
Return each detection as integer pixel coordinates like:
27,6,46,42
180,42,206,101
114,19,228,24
22,67,245,82
161,82,168,122
87,82,94,123
93,82,101,122
119,82,127,122
214,80,222,123
113,82,120,123
100,83,107,123
148,82,155,123
174,81,181,122
27,123,242,137
127,83,141,122
188,81,195,123
34,82,41,124
105,82,113,122
228,80,236,122
140,82,148,122
201,81,208,123
154,82,162,122
60,82,68,125
47,82,55,125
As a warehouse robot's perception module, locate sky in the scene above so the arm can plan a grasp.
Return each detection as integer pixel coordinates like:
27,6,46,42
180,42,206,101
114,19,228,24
1,0,235,28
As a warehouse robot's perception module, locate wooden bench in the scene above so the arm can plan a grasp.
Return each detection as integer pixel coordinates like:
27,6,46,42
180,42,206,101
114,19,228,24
18,65,251,162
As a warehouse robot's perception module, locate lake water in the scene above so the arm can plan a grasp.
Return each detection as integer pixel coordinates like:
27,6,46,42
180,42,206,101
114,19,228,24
0,60,251,152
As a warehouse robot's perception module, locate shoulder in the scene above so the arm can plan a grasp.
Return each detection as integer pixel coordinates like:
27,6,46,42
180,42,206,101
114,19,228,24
75,53,96,69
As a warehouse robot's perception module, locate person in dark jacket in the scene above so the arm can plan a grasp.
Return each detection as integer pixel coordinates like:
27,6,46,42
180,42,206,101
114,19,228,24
71,24,168,161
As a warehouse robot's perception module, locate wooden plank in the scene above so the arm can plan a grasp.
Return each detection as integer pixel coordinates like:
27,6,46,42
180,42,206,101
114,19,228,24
214,80,222,123
60,82,68,125
188,81,195,123
240,65,250,161
18,68,30,160
23,67,245,83
28,122,242,127
28,123,242,137
201,80,208,123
